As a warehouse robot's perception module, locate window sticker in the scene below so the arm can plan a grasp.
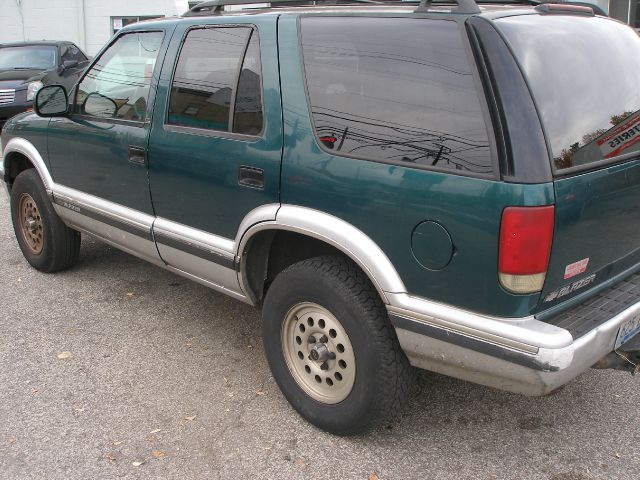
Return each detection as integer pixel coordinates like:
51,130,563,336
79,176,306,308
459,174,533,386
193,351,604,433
564,258,590,280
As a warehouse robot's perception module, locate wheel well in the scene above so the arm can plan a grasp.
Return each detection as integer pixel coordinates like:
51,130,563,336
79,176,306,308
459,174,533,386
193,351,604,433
242,230,348,304
4,152,35,188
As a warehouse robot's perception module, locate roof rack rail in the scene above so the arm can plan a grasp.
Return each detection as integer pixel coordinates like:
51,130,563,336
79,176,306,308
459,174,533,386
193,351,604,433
414,0,481,14
184,0,381,16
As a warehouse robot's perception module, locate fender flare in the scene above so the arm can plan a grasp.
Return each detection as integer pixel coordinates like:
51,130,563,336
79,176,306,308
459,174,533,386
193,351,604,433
1,137,54,194
237,205,407,304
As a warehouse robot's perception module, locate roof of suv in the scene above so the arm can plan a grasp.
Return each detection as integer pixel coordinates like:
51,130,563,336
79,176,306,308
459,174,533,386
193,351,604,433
120,0,604,34
182,1,536,17
184,0,605,17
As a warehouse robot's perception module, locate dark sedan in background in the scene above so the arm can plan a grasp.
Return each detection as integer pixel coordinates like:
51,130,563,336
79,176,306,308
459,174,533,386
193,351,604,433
0,41,89,129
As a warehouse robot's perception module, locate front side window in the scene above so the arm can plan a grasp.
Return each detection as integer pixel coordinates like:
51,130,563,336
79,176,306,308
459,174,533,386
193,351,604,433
168,27,263,135
75,31,164,122
300,17,493,175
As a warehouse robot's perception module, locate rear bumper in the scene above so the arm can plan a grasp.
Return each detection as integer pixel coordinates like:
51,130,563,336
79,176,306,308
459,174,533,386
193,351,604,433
387,292,640,396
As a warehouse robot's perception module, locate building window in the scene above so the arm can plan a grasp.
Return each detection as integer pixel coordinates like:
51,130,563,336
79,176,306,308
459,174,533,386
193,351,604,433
112,16,164,35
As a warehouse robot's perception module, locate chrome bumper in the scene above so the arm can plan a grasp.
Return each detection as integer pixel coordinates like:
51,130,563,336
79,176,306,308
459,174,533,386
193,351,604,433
386,292,640,396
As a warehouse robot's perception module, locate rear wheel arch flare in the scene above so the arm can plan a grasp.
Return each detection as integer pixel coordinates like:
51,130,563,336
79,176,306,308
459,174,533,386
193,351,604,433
240,229,346,304
238,218,406,305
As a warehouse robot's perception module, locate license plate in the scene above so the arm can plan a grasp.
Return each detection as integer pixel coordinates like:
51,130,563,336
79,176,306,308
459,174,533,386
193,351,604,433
615,312,640,349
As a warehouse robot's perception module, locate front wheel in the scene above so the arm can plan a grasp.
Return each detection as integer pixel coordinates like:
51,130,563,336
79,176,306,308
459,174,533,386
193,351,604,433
10,169,80,272
262,255,413,435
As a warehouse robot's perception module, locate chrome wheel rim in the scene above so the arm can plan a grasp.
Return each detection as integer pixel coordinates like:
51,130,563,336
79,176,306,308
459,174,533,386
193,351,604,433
281,302,356,404
18,193,44,255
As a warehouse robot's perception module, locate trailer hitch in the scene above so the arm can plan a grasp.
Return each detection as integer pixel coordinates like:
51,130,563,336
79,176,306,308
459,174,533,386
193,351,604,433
592,334,640,375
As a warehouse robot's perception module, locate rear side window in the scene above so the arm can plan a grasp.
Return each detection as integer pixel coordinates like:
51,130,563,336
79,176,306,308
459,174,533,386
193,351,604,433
168,26,263,135
496,16,640,173
300,17,493,175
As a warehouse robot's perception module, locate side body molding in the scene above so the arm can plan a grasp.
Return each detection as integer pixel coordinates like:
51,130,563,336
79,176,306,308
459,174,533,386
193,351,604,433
2,137,54,194
237,205,407,304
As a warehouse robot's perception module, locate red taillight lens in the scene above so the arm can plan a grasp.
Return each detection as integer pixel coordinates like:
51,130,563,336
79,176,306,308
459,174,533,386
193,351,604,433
499,206,555,293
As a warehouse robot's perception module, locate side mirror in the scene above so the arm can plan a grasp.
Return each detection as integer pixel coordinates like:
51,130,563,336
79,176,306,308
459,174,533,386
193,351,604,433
59,59,79,74
64,59,79,70
34,85,68,117
83,92,118,118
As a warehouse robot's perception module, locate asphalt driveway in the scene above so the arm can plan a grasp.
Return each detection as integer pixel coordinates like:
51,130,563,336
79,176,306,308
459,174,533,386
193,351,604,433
0,191,638,480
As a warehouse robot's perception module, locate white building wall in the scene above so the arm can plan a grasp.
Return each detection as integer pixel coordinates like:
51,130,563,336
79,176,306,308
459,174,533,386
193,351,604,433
0,0,189,56
82,0,188,55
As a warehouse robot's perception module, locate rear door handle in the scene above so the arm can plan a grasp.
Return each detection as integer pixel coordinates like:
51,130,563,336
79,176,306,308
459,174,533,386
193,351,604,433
128,146,146,166
238,166,265,189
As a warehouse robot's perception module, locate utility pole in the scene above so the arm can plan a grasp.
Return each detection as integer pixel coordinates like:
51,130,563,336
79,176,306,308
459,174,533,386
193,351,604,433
15,0,26,41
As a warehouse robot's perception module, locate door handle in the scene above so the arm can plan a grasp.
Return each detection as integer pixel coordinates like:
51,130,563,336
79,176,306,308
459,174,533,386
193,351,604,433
128,146,146,166
238,166,265,189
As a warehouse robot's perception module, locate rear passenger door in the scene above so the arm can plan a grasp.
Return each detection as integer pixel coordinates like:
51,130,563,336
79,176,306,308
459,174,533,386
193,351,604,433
147,18,282,266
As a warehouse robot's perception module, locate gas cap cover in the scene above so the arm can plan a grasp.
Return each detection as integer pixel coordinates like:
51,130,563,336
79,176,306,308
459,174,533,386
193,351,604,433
411,221,454,271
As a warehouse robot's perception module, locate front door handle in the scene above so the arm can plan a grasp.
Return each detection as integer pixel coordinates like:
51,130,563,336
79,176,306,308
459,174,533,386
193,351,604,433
238,166,265,189
128,146,146,166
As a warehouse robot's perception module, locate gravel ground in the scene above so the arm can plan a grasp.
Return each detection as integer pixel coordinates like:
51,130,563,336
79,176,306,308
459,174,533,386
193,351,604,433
0,190,638,480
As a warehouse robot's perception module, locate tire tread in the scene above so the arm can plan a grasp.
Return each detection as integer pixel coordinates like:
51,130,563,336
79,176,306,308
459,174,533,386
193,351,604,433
264,254,413,434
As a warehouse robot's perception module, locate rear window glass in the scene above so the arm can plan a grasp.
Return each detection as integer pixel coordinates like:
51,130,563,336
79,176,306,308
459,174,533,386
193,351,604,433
300,17,493,175
496,16,640,172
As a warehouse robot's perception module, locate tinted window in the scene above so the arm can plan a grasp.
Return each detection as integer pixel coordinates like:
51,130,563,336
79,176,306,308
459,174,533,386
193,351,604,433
0,46,56,70
496,16,640,171
301,18,492,174
168,27,256,132
75,32,164,122
233,32,263,135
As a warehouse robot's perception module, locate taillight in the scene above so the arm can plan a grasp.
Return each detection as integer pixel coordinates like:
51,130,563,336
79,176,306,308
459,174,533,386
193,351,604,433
498,206,555,294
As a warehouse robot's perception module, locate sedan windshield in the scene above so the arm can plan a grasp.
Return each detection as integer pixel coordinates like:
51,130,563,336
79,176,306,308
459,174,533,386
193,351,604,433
0,46,57,70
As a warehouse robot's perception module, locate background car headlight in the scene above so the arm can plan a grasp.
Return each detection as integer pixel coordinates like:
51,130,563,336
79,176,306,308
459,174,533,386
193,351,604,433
26,81,44,102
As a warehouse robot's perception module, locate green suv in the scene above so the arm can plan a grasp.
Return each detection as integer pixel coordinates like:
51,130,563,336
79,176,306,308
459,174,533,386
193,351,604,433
1,0,639,435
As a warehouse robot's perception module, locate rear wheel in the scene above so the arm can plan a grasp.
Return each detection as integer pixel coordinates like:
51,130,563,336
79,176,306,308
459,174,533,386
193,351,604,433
10,169,80,272
262,255,413,435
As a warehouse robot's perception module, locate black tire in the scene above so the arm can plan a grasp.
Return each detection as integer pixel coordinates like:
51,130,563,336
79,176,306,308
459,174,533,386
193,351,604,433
262,255,413,435
10,169,80,272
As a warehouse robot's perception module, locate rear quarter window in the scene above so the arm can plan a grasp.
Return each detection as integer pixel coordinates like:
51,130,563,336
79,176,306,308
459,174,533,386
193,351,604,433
300,17,493,176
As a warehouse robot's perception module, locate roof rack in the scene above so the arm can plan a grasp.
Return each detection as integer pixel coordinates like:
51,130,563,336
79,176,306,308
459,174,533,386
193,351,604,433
183,0,487,16
415,0,480,13
184,0,382,16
